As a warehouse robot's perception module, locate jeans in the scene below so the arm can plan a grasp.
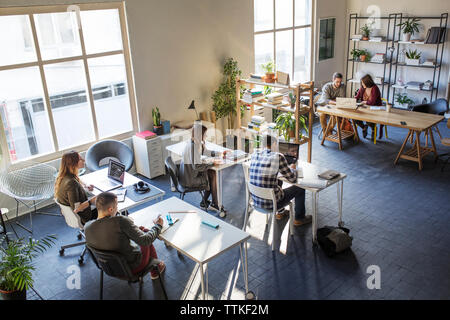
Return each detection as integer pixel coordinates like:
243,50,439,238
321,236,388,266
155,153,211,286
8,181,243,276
277,185,306,220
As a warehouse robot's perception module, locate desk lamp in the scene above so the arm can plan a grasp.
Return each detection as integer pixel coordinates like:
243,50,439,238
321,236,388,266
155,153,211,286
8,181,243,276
188,100,200,121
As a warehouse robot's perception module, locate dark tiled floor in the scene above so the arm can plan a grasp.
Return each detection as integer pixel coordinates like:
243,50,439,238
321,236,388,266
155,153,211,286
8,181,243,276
3,119,450,300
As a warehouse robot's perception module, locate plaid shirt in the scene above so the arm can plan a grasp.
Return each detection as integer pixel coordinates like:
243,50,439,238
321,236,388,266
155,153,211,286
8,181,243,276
249,149,297,210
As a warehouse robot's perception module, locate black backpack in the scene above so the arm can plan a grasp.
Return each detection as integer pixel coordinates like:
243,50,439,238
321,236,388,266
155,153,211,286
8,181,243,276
317,226,353,257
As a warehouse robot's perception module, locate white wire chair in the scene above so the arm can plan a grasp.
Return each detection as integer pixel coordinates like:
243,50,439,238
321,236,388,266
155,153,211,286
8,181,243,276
0,162,60,233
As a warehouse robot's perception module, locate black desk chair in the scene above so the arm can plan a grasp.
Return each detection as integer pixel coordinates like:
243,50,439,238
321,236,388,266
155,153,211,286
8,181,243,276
87,245,168,300
85,139,134,172
411,98,449,144
165,156,206,203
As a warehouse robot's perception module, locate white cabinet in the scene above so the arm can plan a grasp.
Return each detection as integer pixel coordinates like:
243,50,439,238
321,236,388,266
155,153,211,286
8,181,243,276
160,129,191,164
132,136,165,179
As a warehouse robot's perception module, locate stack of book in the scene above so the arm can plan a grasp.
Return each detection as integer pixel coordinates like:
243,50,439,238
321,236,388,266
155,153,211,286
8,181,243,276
266,92,284,106
406,81,423,90
243,89,264,104
136,130,156,140
425,27,446,44
370,53,385,63
247,115,265,132
369,37,384,42
422,80,433,91
250,74,264,81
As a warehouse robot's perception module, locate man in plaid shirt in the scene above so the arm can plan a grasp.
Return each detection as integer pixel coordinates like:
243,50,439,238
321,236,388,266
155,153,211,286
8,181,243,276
249,134,311,226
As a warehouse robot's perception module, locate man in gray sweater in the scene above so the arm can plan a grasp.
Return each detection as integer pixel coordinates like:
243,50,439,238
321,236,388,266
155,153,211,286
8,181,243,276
316,72,346,132
85,192,165,279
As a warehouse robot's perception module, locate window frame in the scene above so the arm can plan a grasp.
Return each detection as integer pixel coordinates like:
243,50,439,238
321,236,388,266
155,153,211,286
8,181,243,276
318,16,336,62
0,2,138,168
254,0,315,83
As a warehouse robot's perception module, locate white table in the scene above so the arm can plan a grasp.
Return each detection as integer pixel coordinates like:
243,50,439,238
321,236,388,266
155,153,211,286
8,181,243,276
281,161,347,244
243,160,346,244
166,141,250,217
80,168,165,213
129,197,252,300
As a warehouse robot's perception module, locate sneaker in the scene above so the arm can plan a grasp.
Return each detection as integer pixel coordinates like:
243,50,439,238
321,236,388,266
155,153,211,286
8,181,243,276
208,203,220,212
150,261,166,280
200,200,210,210
275,209,289,220
293,215,312,226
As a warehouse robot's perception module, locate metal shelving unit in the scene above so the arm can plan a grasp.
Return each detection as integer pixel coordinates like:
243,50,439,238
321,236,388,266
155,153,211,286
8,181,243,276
390,13,448,104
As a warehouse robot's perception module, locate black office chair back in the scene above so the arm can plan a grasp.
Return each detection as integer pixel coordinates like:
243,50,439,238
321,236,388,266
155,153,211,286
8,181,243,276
411,98,449,115
165,156,181,192
87,245,135,281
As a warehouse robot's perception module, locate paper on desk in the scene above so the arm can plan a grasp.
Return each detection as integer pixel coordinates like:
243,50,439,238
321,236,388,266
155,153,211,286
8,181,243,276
369,106,386,111
297,178,329,188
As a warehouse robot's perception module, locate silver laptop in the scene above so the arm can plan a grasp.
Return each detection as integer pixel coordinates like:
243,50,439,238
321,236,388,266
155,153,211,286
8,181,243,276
94,159,125,192
336,97,361,110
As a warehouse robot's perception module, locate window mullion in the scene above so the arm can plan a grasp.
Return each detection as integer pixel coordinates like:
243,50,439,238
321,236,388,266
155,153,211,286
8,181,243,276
292,0,295,81
75,9,99,141
273,0,276,68
29,13,59,152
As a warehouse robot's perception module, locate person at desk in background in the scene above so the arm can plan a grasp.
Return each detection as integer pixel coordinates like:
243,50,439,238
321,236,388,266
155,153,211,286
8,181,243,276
354,74,383,140
179,123,229,211
249,134,312,226
84,192,166,280
316,72,346,133
55,150,98,225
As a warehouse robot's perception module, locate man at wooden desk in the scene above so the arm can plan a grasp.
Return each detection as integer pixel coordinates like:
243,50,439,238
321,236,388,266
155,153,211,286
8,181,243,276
316,72,346,132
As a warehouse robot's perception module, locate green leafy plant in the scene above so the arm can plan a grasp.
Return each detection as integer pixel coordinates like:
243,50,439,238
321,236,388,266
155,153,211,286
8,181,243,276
350,48,362,59
405,49,421,59
253,134,262,149
397,18,420,35
395,93,414,106
360,24,372,38
152,107,161,127
288,92,296,107
264,85,273,96
261,60,275,74
211,58,243,130
0,234,56,293
275,112,308,142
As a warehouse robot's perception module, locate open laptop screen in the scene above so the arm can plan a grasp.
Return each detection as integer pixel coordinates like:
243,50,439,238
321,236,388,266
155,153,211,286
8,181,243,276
108,159,125,183
278,142,299,165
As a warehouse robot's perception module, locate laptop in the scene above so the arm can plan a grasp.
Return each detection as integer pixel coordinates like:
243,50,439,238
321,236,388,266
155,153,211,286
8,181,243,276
336,97,362,110
94,159,125,192
278,142,300,165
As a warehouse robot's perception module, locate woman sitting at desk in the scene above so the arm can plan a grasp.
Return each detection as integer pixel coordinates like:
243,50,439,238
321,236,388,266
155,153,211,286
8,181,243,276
55,151,98,225
354,74,383,140
179,123,227,211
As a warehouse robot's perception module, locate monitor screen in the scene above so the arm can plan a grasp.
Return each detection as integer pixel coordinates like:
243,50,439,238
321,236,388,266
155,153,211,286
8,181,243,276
108,159,125,183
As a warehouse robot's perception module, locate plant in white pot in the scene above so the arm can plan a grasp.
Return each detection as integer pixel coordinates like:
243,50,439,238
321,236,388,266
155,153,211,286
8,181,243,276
405,49,421,65
395,93,414,110
397,17,420,42
0,234,56,300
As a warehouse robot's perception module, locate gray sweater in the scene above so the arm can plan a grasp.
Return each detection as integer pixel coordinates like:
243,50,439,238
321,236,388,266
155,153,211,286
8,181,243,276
84,215,162,270
317,82,346,105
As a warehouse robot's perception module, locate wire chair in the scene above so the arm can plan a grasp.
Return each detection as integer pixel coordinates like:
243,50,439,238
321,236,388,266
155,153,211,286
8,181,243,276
0,162,60,233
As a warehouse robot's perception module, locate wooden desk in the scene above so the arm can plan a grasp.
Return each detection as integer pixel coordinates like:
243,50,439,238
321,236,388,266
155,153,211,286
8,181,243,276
317,106,444,170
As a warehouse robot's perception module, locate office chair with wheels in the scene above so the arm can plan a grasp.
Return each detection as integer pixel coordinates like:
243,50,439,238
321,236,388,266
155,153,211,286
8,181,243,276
242,163,294,251
87,245,168,300
438,118,450,172
0,162,60,234
165,156,206,203
85,139,134,172
411,98,449,145
55,199,87,265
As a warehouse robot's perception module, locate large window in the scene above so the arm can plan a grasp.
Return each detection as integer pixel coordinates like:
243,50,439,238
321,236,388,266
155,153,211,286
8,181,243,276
0,3,137,164
254,0,312,82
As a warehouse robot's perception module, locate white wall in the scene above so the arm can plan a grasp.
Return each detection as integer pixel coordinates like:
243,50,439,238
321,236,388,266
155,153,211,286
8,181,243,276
0,0,254,218
346,0,450,104
314,0,347,88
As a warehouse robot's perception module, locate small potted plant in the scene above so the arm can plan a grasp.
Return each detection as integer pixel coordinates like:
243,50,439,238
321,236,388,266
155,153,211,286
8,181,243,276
405,49,421,65
288,92,296,108
261,61,275,83
360,24,371,40
395,93,414,109
152,107,164,135
0,234,56,300
350,48,362,61
359,49,370,62
397,17,420,42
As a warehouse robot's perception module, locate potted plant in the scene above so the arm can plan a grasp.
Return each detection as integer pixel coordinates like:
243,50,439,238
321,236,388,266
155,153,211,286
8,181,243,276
152,107,164,135
359,49,370,62
261,61,275,83
274,112,308,142
405,49,421,65
212,57,244,131
360,24,371,40
395,93,414,110
288,92,296,108
397,17,420,42
350,48,362,61
0,234,56,300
